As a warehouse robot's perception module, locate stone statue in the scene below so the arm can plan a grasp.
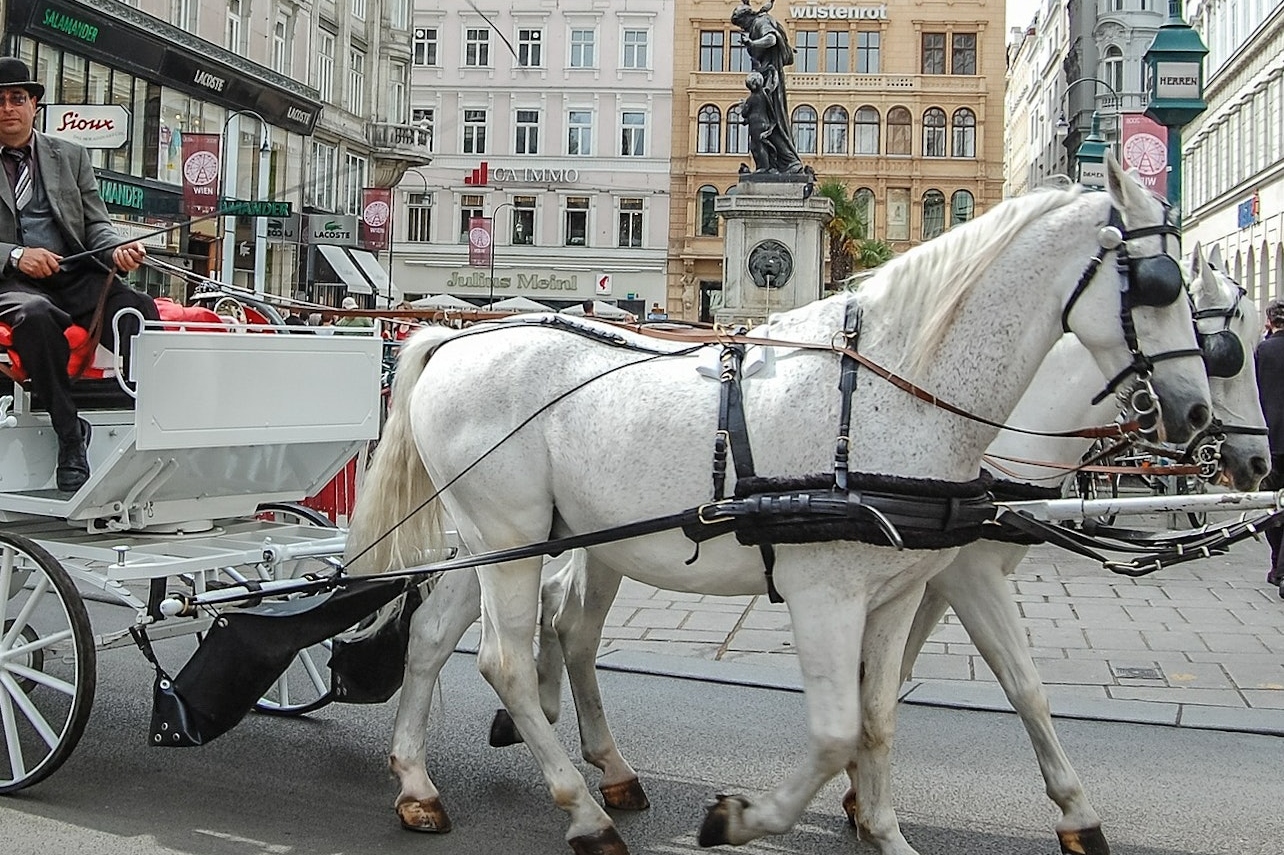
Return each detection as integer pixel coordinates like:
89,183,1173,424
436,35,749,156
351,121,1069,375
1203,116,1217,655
732,0,804,175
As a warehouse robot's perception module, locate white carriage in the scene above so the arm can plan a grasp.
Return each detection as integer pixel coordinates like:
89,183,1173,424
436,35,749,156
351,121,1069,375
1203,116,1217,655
0,314,384,791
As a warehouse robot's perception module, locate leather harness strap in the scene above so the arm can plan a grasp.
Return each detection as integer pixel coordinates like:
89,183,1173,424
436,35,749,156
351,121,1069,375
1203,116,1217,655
833,300,863,493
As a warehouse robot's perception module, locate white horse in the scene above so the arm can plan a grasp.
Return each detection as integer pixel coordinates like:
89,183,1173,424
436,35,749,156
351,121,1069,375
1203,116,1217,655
346,159,1212,855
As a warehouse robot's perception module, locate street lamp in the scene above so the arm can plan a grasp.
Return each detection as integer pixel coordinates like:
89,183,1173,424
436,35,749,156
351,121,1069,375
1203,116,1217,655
1056,77,1120,189
485,200,515,309
1144,0,1209,213
389,169,429,309
219,109,271,291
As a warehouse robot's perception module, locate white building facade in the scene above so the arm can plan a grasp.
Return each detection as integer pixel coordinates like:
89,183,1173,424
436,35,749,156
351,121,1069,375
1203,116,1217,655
391,1,675,313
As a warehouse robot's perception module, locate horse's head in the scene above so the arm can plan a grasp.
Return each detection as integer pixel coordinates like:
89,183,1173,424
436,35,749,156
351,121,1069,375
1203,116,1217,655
1060,154,1211,444
1186,243,1271,490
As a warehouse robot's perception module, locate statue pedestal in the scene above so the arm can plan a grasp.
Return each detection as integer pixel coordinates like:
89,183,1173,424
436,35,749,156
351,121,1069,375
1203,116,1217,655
713,178,833,328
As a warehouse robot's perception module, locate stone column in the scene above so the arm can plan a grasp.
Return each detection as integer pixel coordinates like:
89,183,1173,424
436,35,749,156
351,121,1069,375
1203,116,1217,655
713,177,833,328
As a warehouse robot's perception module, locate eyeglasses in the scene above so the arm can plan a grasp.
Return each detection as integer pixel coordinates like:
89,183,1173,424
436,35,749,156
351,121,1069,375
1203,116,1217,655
0,92,30,106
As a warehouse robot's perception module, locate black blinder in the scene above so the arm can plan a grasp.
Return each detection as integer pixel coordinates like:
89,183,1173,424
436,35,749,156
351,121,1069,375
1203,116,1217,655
1199,329,1245,378
1127,254,1185,307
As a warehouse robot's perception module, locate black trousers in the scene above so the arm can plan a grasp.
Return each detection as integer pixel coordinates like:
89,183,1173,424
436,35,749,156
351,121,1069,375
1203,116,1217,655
0,269,159,443
1262,453,1284,575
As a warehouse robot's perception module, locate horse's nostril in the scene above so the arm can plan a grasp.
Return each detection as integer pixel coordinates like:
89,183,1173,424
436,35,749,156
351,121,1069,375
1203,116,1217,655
1252,456,1271,479
1187,403,1211,430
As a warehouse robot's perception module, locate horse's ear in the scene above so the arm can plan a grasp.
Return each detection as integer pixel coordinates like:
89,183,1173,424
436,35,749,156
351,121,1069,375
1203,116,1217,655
1104,152,1138,207
1207,242,1224,270
1197,251,1221,300
1186,241,1203,281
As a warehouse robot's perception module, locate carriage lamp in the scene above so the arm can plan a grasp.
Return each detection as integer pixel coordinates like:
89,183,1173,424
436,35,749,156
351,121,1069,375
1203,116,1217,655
1058,78,1119,191
1144,0,1209,212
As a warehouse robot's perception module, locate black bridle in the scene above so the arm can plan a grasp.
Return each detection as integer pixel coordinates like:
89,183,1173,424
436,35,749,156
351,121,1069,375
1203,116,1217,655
1059,204,1201,435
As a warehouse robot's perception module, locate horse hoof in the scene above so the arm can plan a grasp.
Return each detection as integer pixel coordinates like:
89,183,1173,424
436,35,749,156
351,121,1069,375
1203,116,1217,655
489,708,523,747
568,826,629,855
698,794,749,847
841,787,858,829
1058,825,1110,855
396,796,452,833
601,778,650,811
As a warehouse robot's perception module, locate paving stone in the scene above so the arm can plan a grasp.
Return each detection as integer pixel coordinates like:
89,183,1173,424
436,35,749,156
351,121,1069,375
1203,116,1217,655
738,609,792,630
1019,602,1076,620
1240,689,1284,710
1026,626,1088,648
1084,628,1148,650
1174,606,1244,626
723,628,794,653
908,652,972,681
644,628,733,644
1220,661,1284,691
1029,657,1114,685
1013,581,1069,598
1197,632,1271,654
1177,704,1284,735
1140,630,1210,652
1123,605,1185,624
599,625,647,640
625,607,685,629
1107,686,1247,708
1070,603,1133,623
681,610,746,633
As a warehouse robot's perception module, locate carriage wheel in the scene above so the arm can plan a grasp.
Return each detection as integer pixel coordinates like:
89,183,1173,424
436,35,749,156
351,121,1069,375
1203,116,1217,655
249,502,341,716
0,533,96,793
1062,467,1119,526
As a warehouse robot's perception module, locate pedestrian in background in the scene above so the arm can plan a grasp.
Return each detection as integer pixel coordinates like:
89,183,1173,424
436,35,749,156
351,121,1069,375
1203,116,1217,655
1254,299,1284,591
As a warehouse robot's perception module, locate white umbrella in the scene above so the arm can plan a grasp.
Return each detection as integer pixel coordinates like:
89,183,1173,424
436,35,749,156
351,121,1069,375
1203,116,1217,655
410,294,477,310
487,296,554,313
561,300,631,320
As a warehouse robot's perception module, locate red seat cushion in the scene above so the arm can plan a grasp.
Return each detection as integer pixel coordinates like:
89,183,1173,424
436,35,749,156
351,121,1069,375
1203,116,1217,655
155,297,226,330
0,322,107,382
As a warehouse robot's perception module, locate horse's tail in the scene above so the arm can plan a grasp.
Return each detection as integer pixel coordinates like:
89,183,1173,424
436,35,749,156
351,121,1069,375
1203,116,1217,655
342,326,458,639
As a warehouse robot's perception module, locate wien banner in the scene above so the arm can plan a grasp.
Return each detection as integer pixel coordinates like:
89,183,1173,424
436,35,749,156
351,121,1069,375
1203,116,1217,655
361,187,392,250
181,133,221,216
1121,114,1168,199
468,216,493,267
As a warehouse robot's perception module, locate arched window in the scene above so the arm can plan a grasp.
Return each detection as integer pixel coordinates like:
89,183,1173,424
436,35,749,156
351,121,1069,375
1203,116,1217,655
1103,46,1123,96
854,187,875,235
950,190,975,226
698,184,719,236
886,106,911,155
854,106,880,155
951,108,976,158
792,104,818,154
726,103,748,154
823,105,848,154
697,105,721,154
922,190,945,240
922,107,946,157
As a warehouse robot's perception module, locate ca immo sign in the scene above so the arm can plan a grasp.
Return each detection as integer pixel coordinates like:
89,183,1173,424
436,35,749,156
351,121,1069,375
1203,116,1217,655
43,104,130,148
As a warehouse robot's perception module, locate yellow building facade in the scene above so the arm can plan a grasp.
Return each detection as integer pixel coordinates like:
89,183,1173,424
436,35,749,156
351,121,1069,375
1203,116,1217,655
668,0,1008,320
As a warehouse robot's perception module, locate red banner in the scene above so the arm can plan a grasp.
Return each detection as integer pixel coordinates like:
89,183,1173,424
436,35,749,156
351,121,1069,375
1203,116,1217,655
181,133,221,217
468,216,493,268
1121,113,1169,199
361,187,392,250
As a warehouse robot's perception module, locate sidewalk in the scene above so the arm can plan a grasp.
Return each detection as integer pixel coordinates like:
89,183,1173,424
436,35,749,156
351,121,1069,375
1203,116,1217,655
567,529,1284,737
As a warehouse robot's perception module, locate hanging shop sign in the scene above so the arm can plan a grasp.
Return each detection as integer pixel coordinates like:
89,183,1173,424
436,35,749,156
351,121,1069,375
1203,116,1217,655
42,104,129,148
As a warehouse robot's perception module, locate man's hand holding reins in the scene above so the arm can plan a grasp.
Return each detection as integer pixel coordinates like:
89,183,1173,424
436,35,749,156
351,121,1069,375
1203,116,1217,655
14,246,60,278
113,241,146,273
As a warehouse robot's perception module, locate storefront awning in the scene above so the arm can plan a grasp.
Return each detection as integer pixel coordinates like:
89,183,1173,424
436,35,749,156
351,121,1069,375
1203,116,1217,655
349,249,403,304
315,244,373,295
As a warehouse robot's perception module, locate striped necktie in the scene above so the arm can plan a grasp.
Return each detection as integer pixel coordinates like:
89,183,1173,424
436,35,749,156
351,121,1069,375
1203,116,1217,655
5,147,31,209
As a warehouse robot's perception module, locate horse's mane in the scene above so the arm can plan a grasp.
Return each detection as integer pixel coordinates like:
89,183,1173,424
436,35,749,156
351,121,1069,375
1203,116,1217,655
858,183,1087,378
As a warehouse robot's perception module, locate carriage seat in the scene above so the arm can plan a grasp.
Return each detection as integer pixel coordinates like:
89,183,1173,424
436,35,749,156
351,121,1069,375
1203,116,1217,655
0,323,115,384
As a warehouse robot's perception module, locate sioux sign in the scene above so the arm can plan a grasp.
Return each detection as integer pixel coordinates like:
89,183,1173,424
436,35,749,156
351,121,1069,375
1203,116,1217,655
42,104,129,148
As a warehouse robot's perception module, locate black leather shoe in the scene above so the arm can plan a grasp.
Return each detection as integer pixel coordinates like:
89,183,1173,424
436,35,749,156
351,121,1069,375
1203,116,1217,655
55,419,91,493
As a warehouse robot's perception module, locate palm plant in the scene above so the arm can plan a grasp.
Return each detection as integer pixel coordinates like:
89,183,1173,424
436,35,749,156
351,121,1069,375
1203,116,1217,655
816,179,892,289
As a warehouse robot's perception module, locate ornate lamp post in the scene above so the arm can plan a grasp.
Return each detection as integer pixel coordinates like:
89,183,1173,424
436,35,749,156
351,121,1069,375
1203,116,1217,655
1144,0,1209,213
1054,77,1119,189
218,109,271,291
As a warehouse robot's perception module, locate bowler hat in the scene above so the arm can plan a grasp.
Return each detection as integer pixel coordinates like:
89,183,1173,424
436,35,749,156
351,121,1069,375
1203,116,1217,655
0,57,44,101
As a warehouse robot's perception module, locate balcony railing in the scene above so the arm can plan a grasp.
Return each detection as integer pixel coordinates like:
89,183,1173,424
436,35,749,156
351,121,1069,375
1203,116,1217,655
367,122,433,158
691,71,985,95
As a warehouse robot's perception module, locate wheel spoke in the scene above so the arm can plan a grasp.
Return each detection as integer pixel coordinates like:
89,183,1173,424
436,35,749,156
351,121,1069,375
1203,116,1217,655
0,672,59,748
0,682,28,780
5,664,76,697
297,647,328,696
0,628,72,664
1,575,51,650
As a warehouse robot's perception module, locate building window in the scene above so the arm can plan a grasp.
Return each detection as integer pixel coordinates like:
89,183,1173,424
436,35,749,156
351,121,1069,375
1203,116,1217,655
950,189,975,226
390,0,409,29
466,28,490,67
887,107,912,155
173,0,197,30
518,29,543,67
922,33,945,75
568,110,593,155
621,111,646,156
459,194,484,243
825,31,849,73
272,15,290,74
823,105,848,154
623,29,649,69
951,108,976,157
698,184,719,236
855,105,880,154
730,38,751,72
310,141,337,210
345,153,368,215
317,30,335,101
413,27,438,66
922,190,945,240
923,108,946,157
698,105,721,153
390,62,408,125
463,109,487,154
699,31,725,71
792,105,818,154
727,103,748,153
570,29,596,68
351,0,366,20
412,108,434,152
618,198,643,248
348,46,365,116
856,32,880,74
1103,45,1123,95
513,195,536,245
854,187,874,234
226,0,242,52
515,109,540,154
795,30,818,73
565,196,589,246
887,188,910,241
407,191,432,242
952,34,976,74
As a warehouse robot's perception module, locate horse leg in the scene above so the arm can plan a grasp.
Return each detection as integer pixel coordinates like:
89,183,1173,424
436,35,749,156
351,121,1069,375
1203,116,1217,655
699,567,872,847
898,583,951,684
927,555,1109,855
390,569,482,833
476,559,626,854
841,586,927,855
552,552,649,811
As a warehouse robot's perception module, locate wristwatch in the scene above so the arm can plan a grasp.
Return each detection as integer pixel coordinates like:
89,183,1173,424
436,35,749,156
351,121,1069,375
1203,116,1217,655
7,246,23,274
